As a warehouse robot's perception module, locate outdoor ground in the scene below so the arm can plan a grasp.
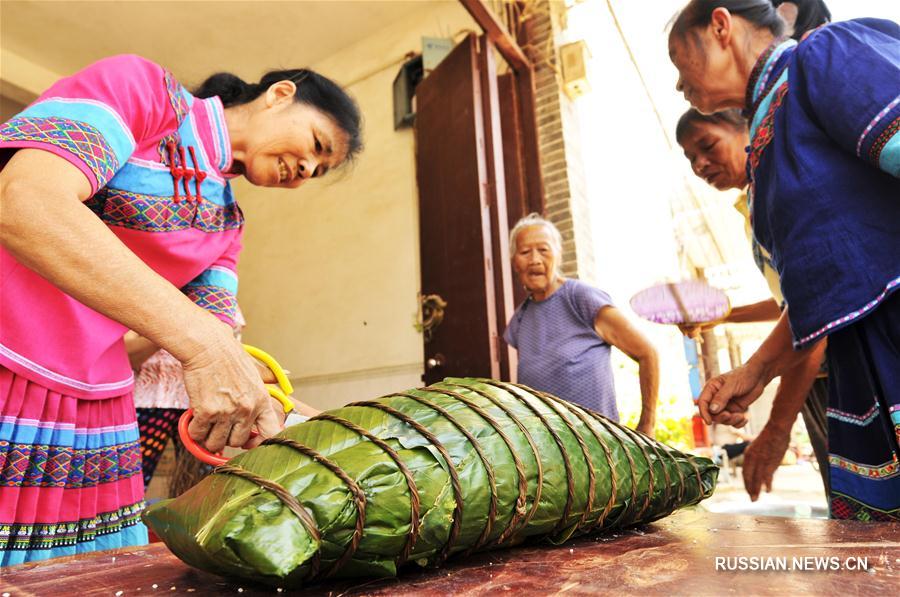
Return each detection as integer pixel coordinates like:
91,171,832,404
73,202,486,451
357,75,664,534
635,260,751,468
702,460,829,519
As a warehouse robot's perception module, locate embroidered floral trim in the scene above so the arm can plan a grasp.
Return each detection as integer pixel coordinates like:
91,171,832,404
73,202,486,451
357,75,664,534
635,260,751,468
830,493,899,521
85,187,243,233
0,502,144,550
869,114,900,165
855,94,900,157
748,82,789,174
0,116,118,188
829,453,899,479
744,38,793,121
0,439,142,488
796,275,900,346
827,404,880,426
163,69,190,123
745,39,782,110
183,284,238,321
157,69,192,165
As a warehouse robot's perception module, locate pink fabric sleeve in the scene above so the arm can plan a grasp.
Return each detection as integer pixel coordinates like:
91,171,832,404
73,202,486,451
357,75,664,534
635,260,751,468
0,54,179,193
182,227,243,327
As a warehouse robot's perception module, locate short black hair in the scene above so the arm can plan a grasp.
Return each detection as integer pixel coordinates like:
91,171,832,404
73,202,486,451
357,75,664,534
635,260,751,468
675,108,747,146
771,0,831,40
671,0,786,43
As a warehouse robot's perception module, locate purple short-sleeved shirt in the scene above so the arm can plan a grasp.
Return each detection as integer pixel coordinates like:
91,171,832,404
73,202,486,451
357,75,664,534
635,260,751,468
504,279,618,419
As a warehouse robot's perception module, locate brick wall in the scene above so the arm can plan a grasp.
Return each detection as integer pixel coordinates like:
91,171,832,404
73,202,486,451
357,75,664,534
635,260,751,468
522,0,597,284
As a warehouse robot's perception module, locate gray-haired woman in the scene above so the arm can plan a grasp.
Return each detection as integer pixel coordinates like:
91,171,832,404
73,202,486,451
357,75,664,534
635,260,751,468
504,214,660,436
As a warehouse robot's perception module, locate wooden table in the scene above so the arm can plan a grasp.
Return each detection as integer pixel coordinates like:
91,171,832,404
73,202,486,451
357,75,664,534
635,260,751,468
4,510,899,595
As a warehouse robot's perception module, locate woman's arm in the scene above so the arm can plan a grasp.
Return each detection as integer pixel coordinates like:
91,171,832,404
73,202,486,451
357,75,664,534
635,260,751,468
124,331,159,371
595,306,660,437
678,298,781,337
725,298,781,323
0,150,280,452
698,308,813,425
125,327,315,422
742,339,825,500
1,150,213,356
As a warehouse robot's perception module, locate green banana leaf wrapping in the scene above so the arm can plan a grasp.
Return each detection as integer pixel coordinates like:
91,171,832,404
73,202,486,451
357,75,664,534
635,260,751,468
143,379,717,587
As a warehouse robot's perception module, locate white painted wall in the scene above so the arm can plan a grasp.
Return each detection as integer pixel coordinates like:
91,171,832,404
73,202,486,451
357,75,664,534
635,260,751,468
0,1,477,410
0,48,61,105
235,2,477,410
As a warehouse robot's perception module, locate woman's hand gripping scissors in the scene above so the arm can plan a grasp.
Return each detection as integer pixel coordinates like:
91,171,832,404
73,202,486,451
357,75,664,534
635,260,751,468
178,345,295,466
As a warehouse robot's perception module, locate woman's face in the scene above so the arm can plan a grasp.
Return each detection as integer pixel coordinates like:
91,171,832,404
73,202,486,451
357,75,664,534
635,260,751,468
512,225,560,297
232,82,349,188
668,9,747,114
679,121,749,190
669,32,736,114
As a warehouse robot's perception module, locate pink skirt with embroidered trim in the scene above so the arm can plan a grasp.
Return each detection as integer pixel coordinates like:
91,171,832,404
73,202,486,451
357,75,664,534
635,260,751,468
0,366,147,566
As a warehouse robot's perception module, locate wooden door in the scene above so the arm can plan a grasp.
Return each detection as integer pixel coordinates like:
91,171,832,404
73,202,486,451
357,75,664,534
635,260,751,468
478,36,516,383
415,34,510,385
497,72,529,309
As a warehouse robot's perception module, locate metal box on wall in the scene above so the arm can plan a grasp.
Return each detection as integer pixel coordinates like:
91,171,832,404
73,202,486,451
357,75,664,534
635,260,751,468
560,40,590,100
393,37,453,130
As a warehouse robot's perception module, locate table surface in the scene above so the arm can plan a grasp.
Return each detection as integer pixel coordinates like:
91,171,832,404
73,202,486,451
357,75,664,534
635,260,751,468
4,509,899,596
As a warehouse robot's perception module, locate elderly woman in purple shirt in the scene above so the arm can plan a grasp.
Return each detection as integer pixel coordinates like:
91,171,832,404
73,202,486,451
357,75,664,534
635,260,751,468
504,214,660,437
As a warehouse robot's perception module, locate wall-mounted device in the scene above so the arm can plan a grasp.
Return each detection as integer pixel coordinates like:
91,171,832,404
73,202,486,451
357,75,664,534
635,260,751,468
393,37,453,130
560,40,591,100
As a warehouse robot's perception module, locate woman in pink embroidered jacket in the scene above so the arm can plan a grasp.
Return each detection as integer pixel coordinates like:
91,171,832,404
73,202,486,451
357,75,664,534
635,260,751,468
0,54,362,564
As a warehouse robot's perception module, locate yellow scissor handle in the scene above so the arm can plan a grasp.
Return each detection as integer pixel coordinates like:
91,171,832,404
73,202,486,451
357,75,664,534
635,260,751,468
244,344,295,414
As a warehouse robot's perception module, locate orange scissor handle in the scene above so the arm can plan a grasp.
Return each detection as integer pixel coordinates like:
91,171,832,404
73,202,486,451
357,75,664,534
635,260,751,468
178,408,246,466
178,345,294,466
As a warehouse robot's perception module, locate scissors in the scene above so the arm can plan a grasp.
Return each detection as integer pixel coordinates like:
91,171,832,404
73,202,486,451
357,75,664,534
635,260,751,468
178,344,295,466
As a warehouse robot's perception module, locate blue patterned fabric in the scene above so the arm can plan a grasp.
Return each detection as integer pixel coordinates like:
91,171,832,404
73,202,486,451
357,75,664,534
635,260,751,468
745,19,900,521
182,267,239,322
505,280,618,419
0,372,148,566
1,510,147,567
84,187,243,233
10,98,137,166
825,292,900,521
747,19,900,349
0,116,121,189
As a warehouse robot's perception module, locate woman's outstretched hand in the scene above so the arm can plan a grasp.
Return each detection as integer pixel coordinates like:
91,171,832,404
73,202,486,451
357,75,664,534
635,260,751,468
742,425,791,501
698,360,770,427
180,323,282,453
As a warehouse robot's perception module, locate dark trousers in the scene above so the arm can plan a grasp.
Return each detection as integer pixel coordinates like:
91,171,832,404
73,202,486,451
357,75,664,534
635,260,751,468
800,377,830,495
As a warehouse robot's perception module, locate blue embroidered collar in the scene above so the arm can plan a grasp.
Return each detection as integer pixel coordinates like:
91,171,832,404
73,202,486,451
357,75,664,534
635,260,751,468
743,37,797,122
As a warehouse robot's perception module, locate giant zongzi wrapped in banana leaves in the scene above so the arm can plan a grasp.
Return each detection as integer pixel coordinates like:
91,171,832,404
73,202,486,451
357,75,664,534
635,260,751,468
143,379,717,587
